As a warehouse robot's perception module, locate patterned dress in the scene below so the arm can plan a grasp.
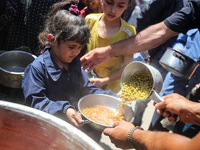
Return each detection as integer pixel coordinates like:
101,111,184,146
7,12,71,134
0,0,59,54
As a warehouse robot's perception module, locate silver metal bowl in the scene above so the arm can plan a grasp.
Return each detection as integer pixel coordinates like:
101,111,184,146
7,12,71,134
0,100,103,150
78,94,134,131
0,50,37,88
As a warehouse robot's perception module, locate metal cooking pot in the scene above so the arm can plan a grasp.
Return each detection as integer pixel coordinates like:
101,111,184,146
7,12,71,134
0,50,37,88
121,61,164,103
121,61,179,120
159,48,199,79
78,94,134,131
0,100,103,150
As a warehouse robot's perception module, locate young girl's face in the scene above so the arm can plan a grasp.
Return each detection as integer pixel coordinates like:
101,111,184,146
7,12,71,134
103,0,129,21
52,40,82,64
86,0,100,11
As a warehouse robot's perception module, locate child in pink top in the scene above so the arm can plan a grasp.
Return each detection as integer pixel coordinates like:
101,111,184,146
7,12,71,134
80,0,102,18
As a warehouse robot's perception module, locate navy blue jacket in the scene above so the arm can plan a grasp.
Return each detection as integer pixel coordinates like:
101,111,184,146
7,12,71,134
22,47,117,119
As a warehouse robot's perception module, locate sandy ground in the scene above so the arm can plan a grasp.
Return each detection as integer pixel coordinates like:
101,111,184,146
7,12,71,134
99,100,155,150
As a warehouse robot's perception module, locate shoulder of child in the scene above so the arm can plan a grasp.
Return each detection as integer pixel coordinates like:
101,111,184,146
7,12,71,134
85,13,103,21
121,18,136,36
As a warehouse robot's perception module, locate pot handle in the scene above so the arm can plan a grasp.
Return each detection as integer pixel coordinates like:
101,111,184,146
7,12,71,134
80,119,91,125
150,90,164,103
77,111,91,125
173,52,186,62
150,90,180,122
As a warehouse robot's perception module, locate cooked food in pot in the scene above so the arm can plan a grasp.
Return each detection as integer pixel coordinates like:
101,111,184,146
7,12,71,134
118,71,153,104
82,105,125,126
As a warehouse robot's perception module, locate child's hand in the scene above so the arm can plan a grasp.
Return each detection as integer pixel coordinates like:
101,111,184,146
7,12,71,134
66,108,83,127
90,78,107,88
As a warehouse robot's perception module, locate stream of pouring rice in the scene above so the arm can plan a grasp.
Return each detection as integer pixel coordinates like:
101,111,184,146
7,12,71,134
82,71,153,126
116,71,153,120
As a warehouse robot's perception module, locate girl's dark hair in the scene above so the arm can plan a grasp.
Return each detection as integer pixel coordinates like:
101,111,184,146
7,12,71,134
122,0,136,20
38,0,90,49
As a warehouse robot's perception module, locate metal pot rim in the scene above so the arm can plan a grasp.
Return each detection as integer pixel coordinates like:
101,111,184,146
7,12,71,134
167,48,199,63
78,94,116,128
120,61,163,103
121,61,157,96
78,94,134,130
0,50,37,74
0,67,25,74
0,100,103,149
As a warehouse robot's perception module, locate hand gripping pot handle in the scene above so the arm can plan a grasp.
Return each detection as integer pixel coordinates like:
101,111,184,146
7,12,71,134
150,90,180,122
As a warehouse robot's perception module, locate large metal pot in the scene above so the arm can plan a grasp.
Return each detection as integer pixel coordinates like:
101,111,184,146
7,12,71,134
121,61,164,103
0,101,103,150
78,94,134,131
159,48,199,79
0,50,37,88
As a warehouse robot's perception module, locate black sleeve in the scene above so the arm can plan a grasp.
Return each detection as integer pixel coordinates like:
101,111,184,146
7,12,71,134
164,0,200,34
136,0,176,33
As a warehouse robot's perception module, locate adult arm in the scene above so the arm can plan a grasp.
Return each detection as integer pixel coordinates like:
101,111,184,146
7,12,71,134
81,0,200,71
155,93,200,126
103,120,200,150
81,22,178,72
137,0,175,33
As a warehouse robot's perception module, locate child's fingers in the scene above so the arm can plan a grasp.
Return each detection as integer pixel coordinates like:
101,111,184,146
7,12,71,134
74,112,83,124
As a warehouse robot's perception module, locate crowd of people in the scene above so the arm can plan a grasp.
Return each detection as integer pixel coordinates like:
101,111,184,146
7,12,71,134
1,0,200,149
80,0,200,149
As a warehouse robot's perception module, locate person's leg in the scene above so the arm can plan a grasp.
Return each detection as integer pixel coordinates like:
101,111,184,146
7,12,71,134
148,109,169,131
132,99,149,126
